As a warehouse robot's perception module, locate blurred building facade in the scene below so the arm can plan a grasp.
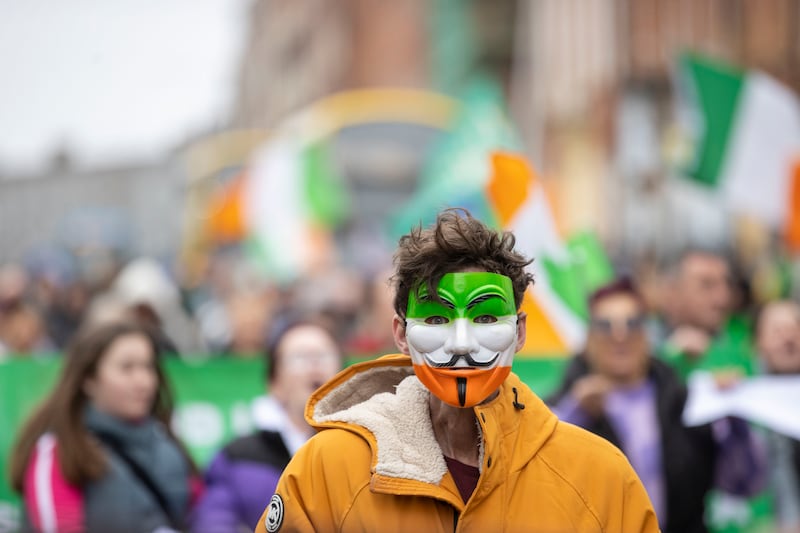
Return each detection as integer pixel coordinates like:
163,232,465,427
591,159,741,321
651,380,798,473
0,160,185,269
231,0,430,129
511,0,800,267
2,0,799,280
229,0,800,268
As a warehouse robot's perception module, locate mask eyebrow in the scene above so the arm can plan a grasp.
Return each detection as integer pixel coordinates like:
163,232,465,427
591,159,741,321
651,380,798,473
466,294,505,309
420,294,455,309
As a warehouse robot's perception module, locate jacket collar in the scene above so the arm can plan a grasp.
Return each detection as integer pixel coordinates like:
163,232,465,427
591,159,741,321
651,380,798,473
311,356,442,484
307,354,559,504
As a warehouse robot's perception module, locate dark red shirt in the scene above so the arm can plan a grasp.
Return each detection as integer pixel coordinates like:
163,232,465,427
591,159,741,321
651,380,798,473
444,456,480,503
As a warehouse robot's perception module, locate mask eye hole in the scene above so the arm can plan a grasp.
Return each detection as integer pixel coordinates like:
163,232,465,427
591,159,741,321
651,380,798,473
424,316,449,325
473,315,497,324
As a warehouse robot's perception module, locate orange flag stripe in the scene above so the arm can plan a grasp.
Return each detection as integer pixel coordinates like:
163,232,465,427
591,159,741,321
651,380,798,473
206,171,248,243
786,161,800,254
519,291,570,357
486,152,534,226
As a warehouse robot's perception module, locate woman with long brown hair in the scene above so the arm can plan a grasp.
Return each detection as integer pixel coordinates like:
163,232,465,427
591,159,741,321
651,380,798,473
10,321,198,533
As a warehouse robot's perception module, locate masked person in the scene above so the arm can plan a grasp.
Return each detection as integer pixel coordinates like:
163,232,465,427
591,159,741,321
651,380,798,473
254,209,658,533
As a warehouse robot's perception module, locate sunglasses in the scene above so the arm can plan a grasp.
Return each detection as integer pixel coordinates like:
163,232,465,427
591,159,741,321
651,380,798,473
589,316,646,336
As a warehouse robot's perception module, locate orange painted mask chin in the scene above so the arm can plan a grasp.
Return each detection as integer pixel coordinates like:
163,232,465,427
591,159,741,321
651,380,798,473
411,364,512,408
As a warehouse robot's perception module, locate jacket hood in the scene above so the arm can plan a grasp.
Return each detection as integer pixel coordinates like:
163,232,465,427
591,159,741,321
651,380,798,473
305,354,559,487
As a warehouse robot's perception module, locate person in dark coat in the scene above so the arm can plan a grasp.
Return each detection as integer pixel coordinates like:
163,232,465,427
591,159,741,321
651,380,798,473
549,277,765,533
191,318,343,533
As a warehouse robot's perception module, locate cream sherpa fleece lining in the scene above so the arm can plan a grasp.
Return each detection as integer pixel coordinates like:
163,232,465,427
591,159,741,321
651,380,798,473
314,368,449,484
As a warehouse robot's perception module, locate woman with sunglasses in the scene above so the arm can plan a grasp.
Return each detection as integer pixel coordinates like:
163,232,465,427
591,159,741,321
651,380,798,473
549,277,765,533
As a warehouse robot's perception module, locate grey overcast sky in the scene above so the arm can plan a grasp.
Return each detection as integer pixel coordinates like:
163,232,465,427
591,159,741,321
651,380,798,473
0,0,251,174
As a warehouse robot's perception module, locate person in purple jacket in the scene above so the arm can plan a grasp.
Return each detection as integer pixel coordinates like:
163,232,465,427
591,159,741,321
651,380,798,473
548,277,766,533
191,318,343,533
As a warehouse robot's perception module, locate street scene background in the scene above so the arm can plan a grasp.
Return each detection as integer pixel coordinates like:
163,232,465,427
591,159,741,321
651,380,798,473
2,1,800,532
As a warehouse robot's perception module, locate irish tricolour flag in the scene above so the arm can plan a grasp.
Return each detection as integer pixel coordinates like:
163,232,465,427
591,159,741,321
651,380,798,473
487,152,594,356
391,79,613,356
678,54,800,251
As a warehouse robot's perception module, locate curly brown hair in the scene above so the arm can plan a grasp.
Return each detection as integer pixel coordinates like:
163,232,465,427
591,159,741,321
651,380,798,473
391,208,534,318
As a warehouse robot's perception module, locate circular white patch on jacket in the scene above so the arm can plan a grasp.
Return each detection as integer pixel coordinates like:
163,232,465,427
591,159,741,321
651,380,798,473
265,494,284,532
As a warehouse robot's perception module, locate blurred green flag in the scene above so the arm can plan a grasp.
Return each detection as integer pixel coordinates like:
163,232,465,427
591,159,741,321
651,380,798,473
388,76,520,238
542,231,613,321
677,53,800,229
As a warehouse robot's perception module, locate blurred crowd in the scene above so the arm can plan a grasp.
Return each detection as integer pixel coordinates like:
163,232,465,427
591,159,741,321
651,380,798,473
1,236,795,364
2,233,799,532
0,244,398,361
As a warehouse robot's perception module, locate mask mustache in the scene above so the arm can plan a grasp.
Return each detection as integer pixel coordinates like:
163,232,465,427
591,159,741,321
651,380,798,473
424,352,500,368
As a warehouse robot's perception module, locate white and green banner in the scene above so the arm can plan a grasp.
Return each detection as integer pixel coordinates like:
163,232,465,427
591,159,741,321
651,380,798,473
0,355,779,533
0,358,265,532
0,356,570,533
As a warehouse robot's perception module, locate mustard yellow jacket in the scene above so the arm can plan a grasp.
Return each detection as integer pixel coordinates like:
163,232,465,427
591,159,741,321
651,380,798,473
255,355,659,533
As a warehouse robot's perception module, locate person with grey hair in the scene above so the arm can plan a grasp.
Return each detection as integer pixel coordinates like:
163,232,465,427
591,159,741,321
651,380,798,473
653,249,754,380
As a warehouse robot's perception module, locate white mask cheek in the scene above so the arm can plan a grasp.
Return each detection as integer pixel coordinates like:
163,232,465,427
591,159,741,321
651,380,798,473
406,321,450,364
472,319,518,366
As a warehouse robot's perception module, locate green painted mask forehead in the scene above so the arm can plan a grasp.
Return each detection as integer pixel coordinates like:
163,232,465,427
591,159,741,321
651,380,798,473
407,272,516,318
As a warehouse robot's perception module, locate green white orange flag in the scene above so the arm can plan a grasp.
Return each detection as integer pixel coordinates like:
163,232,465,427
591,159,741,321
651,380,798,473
390,79,612,356
486,152,612,356
242,89,457,282
678,54,800,245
